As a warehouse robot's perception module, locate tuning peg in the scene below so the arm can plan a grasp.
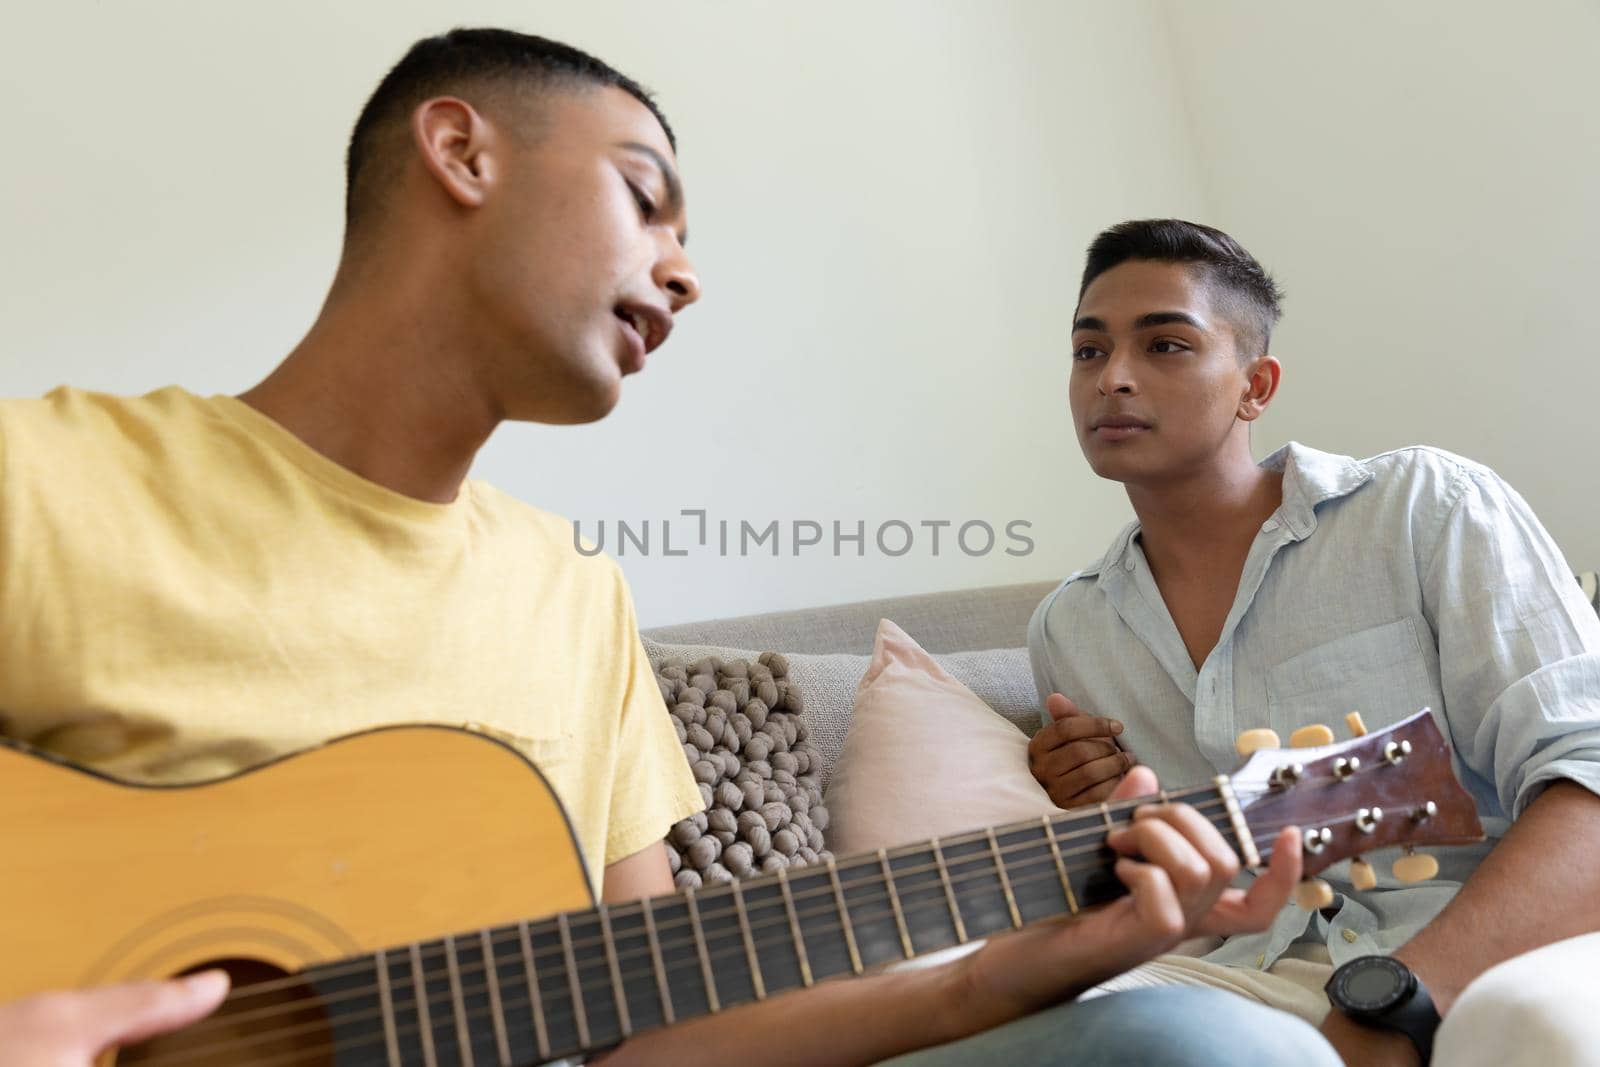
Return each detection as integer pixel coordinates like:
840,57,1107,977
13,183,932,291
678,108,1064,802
1393,849,1439,883
1235,728,1281,756
1294,878,1335,910
1349,857,1378,890
1289,724,1335,748
1345,711,1368,738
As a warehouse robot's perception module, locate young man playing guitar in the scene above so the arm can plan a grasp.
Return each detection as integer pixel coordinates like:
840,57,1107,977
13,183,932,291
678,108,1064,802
1027,219,1600,1064
0,31,1335,1066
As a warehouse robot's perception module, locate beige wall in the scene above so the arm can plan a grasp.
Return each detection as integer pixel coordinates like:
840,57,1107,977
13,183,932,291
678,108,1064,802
2,1,1593,625
1164,0,1600,573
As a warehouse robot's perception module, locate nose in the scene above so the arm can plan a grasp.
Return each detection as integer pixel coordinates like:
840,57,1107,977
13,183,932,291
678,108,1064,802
1097,347,1139,397
654,240,701,313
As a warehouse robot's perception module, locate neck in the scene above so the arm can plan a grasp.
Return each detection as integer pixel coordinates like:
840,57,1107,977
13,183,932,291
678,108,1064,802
237,261,502,505
281,784,1241,1064
1123,432,1282,577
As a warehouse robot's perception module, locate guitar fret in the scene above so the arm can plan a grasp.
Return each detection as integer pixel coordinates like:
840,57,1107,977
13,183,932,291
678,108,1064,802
1041,816,1079,914
374,948,401,1067
1100,801,1115,831
443,935,475,1067
826,855,864,974
558,913,590,1050
930,837,969,942
986,828,1023,929
776,868,814,986
878,849,914,958
597,904,633,1038
730,880,767,999
409,942,439,1067
478,930,512,1067
518,920,551,1062
685,888,722,1012
641,897,676,1025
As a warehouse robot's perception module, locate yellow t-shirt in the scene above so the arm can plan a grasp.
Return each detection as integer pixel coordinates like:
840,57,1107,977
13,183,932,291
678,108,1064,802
0,386,700,894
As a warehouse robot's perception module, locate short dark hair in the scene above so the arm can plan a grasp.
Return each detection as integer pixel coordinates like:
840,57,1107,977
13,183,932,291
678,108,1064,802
344,28,674,237
1078,219,1284,359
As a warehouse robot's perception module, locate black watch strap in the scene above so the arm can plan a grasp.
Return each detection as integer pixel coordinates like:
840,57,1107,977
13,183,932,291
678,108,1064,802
1384,977,1438,1064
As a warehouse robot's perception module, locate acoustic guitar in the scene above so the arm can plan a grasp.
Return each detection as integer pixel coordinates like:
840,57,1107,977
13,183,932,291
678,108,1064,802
0,709,1482,1065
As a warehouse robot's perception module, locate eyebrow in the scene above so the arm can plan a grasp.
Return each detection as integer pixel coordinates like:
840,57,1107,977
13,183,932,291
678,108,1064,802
1072,311,1208,333
618,141,688,247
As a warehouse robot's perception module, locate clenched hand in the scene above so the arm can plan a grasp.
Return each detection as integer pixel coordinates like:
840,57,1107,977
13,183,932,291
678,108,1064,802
1029,693,1133,807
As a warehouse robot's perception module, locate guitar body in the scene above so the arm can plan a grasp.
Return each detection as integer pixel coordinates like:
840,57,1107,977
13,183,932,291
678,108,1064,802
0,726,594,1062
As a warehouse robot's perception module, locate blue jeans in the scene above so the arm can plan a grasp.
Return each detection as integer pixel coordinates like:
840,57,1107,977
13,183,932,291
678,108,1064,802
876,987,1341,1066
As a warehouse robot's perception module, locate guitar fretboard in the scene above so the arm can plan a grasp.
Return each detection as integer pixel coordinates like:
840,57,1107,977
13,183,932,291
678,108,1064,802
293,787,1235,1064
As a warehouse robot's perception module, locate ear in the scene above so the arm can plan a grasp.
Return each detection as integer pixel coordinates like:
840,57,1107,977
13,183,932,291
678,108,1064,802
1237,355,1281,423
410,97,498,210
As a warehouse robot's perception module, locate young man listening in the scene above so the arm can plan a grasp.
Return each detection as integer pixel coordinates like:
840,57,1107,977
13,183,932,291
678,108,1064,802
1029,218,1600,1064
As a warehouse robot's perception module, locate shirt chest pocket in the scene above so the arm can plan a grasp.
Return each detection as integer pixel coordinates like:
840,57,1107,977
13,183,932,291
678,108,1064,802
1265,617,1441,738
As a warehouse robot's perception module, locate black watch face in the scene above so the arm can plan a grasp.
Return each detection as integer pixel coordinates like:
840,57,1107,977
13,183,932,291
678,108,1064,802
1332,957,1412,1013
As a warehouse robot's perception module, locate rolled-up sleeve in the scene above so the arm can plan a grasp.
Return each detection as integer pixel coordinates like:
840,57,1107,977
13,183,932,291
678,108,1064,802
1423,466,1600,818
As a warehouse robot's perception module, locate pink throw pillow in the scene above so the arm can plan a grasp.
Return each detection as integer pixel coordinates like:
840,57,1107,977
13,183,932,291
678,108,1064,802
824,618,1060,856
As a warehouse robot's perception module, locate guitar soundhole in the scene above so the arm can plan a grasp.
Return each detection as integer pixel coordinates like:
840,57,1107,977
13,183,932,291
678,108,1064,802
119,958,333,1067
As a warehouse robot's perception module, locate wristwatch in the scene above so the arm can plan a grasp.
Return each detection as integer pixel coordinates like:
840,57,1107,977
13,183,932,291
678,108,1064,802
1325,955,1440,1063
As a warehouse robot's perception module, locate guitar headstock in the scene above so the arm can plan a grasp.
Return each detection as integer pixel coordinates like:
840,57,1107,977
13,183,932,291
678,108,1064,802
1229,708,1483,881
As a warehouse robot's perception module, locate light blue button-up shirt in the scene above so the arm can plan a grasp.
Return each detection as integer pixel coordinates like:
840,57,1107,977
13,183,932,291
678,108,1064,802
1029,442,1600,970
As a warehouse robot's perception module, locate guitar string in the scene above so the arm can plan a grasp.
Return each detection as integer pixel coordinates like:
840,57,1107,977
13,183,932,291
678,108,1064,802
145,773,1396,1062
159,780,1429,1067
182,760,1394,1021
138,799,1379,1065
175,780,1250,1012
139,827,1300,1067
150,785,1246,1033
147,788,1370,1060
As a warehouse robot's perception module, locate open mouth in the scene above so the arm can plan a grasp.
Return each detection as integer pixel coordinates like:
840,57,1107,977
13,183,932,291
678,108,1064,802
611,307,662,356
614,304,670,355
615,306,649,348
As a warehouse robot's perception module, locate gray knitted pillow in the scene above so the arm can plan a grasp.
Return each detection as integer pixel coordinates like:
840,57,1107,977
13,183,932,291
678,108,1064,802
652,651,831,889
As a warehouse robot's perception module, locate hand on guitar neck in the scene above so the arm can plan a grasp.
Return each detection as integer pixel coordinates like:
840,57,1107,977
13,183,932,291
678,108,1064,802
936,765,1304,1039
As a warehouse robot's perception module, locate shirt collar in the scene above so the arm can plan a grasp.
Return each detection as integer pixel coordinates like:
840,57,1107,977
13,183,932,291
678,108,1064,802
1091,520,1143,578
1095,442,1374,573
1260,441,1373,539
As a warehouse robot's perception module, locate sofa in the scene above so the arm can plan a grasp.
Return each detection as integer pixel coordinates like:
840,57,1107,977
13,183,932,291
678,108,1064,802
640,575,1600,1064
643,580,1055,657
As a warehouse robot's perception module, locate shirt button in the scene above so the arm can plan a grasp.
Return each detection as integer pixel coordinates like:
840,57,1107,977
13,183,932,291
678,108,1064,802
1255,953,1266,968
1261,518,1278,532
1124,557,1135,572
1342,929,1359,944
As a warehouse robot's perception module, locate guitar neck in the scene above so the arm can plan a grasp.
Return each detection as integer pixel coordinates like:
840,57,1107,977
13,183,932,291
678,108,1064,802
299,782,1238,1063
